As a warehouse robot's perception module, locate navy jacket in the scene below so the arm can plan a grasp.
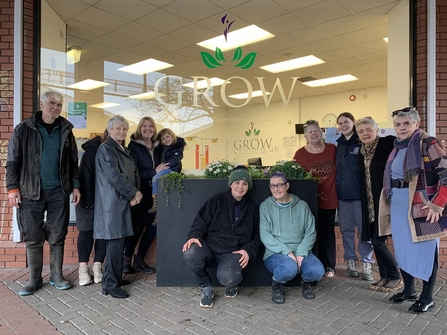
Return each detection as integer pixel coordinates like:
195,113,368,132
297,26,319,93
335,132,361,200
154,137,186,172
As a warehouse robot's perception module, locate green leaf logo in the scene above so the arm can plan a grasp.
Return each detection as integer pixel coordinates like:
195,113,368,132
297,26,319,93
215,47,226,62
235,52,257,69
200,52,223,69
232,47,242,62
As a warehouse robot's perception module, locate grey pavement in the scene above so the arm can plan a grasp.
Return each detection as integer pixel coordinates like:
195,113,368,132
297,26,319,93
1,266,447,335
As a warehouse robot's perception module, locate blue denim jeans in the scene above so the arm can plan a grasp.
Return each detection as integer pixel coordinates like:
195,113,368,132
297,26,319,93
152,169,172,194
264,253,324,283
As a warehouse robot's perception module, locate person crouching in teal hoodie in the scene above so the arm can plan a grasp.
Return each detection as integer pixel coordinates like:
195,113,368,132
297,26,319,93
260,172,324,304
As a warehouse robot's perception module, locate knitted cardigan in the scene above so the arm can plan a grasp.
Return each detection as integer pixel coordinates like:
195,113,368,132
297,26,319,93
379,133,447,242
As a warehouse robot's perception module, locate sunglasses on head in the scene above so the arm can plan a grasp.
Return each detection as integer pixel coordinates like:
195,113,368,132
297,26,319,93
303,120,319,129
391,107,414,117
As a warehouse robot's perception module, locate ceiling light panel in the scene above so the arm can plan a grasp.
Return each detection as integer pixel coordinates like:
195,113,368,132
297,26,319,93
90,102,120,108
260,55,325,73
229,90,271,99
197,25,274,52
118,58,174,75
68,79,110,90
302,74,358,87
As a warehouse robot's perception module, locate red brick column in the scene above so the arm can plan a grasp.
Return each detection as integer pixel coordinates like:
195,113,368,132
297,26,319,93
0,0,35,268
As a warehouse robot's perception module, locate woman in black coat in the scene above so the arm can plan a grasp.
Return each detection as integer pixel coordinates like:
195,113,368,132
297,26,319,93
356,116,401,292
94,115,142,298
76,131,107,286
123,117,170,274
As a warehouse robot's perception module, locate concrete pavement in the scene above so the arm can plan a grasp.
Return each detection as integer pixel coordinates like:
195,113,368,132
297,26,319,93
1,266,447,335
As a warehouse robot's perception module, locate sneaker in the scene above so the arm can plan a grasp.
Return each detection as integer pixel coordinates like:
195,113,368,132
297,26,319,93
361,262,373,281
224,286,238,298
347,260,359,277
78,265,93,286
324,267,335,278
200,286,214,308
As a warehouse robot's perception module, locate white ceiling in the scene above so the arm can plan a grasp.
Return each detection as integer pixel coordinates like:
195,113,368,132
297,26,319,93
46,0,401,102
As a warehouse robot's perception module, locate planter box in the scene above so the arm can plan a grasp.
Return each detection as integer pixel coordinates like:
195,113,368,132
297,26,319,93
157,179,318,287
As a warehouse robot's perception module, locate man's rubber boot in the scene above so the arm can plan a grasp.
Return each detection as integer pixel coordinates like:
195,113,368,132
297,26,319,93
48,245,72,290
19,247,44,296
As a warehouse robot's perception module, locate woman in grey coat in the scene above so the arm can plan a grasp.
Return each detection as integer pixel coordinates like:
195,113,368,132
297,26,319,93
94,115,142,299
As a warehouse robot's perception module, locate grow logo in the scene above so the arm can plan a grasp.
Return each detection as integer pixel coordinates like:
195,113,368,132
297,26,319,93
200,14,257,70
245,122,260,138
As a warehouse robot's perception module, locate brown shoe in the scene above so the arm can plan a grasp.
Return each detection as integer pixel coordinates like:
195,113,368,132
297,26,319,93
369,278,389,291
381,279,403,292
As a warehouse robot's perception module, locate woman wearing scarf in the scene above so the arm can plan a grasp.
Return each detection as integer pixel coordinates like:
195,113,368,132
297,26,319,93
356,117,401,292
379,107,447,313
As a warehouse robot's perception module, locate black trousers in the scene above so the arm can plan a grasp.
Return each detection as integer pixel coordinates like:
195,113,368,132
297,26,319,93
103,238,126,291
370,221,400,281
77,230,106,263
124,223,156,258
183,242,243,288
19,187,69,248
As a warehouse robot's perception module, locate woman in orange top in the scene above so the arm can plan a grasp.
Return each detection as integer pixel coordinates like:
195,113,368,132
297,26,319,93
293,120,338,277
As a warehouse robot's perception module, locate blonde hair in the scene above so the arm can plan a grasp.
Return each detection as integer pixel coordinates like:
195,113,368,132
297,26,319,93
158,128,177,145
134,117,158,142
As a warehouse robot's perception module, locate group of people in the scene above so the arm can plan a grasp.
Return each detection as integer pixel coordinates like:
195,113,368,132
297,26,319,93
6,90,447,313
181,107,447,314
6,90,185,299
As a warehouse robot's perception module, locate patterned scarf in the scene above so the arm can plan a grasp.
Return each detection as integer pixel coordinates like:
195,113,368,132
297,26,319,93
383,128,423,202
360,137,379,223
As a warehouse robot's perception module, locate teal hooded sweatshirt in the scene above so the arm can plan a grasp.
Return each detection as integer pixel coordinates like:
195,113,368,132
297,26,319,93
259,193,316,260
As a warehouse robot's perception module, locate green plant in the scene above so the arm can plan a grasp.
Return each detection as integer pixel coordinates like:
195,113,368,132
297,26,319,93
204,160,238,178
268,160,313,180
160,172,186,209
247,165,267,179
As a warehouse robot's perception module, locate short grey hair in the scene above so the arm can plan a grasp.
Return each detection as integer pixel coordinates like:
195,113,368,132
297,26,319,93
355,116,378,131
41,91,63,104
107,115,129,133
391,107,420,123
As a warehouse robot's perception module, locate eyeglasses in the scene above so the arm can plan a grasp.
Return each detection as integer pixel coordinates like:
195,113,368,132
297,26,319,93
269,182,287,190
391,107,414,117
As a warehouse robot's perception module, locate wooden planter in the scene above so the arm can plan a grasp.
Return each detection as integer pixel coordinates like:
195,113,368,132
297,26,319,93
156,179,318,287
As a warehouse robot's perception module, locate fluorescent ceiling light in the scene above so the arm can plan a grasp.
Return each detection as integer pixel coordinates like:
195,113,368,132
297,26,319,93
118,58,174,75
383,37,388,43
197,25,274,51
183,77,226,89
260,55,325,73
229,90,271,99
302,74,358,87
90,102,120,108
68,79,110,90
128,92,157,100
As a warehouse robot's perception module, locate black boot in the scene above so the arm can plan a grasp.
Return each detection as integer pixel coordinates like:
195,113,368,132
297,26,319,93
19,247,44,296
123,255,134,274
134,254,156,274
301,279,315,300
272,279,284,304
49,245,72,290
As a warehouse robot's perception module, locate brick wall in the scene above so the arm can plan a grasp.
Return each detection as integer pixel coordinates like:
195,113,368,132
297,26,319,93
0,0,35,268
